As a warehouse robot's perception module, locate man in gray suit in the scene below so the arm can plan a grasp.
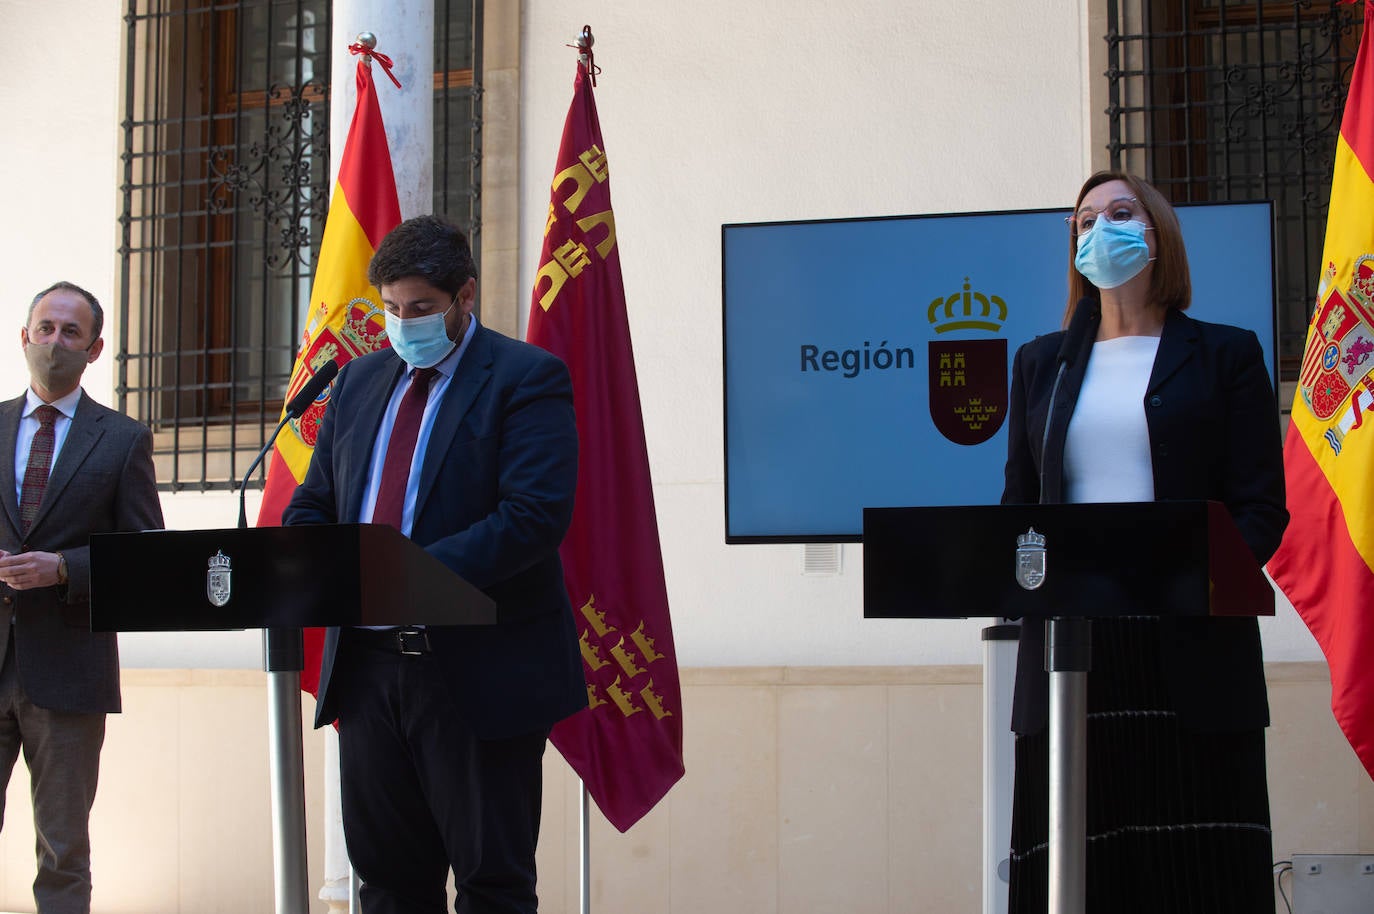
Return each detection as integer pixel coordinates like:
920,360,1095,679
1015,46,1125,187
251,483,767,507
0,281,163,914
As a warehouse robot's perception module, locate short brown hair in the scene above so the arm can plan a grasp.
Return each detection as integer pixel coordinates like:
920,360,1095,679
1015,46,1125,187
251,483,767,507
29,281,104,341
1063,171,1191,327
368,214,477,296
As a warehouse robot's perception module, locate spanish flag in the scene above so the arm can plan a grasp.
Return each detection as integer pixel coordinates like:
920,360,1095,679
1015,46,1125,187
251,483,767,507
257,47,401,694
1269,0,1374,781
527,50,686,832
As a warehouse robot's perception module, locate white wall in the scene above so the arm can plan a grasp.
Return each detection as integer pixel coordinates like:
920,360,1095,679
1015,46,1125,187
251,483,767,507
0,0,1324,671
516,1,1324,668
0,0,124,407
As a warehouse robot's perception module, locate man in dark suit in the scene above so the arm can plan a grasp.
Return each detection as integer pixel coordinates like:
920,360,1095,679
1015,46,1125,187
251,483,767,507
283,215,586,914
0,281,163,914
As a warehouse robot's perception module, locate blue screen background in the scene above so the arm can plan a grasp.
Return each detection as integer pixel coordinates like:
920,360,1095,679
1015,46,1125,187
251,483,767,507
722,202,1276,541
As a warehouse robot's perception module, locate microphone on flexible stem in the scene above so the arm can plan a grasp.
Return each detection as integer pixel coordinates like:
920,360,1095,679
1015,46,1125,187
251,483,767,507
1039,298,1094,505
284,359,341,419
1039,302,1097,734
237,359,340,530
1055,297,1095,370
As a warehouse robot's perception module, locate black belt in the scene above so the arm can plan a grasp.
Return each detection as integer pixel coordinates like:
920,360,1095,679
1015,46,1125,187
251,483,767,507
350,627,431,655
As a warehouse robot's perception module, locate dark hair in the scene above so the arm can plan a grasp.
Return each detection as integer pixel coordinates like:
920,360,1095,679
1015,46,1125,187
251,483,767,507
368,215,477,295
29,281,104,341
1063,171,1191,327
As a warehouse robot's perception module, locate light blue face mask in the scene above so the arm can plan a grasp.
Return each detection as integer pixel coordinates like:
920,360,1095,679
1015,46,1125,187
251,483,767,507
384,300,457,368
1074,219,1154,290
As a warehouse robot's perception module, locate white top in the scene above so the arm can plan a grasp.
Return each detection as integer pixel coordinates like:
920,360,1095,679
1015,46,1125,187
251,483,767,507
1062,335,1161,504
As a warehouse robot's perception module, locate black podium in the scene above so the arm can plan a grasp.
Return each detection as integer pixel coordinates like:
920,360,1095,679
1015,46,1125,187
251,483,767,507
88,522,496,914
89,522,497,631
863,500,1273,914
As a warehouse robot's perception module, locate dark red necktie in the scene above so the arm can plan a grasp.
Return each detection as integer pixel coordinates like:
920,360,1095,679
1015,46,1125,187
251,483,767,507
20,405,59,534
372,368,438,530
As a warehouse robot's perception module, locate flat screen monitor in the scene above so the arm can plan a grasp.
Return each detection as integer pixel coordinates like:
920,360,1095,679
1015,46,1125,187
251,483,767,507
721,202,1277,543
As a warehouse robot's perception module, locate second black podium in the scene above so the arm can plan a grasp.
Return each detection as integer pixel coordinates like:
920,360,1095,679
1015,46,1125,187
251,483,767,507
863,500,1273,914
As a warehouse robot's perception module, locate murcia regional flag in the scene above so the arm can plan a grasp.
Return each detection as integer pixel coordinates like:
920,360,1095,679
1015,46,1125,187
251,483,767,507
257,46,402,694
1269,0,1374,781
527,53,686,832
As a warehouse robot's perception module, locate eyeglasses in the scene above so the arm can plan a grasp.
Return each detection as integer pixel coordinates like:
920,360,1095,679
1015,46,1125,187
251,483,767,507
1066,196,1148,236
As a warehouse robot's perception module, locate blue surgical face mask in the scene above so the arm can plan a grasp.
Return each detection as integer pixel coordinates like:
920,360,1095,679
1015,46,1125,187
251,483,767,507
384,299,458,368
1074,219,1154,290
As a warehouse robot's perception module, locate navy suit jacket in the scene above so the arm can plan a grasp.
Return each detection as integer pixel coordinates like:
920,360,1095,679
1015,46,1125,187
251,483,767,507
283,324,587,739
1002,306,1288,734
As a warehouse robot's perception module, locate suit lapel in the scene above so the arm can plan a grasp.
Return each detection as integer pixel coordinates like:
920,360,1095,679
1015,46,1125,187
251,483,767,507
1147,309,1198,394
29,392,105,535
0,395,23,536
414,326,493,514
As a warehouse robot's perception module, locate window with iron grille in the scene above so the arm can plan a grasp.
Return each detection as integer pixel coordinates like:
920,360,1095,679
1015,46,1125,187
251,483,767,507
1105,0,1363,381
119,0,481,492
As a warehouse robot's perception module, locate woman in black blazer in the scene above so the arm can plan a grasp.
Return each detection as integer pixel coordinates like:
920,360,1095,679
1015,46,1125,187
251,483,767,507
1001,172,1288,912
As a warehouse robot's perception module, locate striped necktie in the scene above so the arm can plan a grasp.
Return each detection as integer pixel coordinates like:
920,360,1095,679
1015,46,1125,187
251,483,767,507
20,405,60,533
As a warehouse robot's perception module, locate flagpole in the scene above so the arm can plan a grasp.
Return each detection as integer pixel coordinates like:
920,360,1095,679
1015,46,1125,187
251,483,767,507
579,780,592,914
259,19,414,910
572,25,595,914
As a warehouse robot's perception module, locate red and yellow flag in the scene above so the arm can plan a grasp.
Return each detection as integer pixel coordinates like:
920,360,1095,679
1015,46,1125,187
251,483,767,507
257,50,401,694
1269,0,1374,781
527,55,686,832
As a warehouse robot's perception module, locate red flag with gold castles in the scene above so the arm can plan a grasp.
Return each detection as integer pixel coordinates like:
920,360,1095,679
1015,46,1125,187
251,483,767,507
527,43,686,831
257,44,402,694
1269,0,1374,781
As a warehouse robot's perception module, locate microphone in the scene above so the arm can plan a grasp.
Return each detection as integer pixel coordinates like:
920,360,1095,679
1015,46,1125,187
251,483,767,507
1040,300,1095,503
284,359,339,418
237,360,340,528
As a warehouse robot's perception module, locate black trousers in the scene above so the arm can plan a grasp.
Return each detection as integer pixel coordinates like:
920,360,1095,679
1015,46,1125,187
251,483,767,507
335,629,549,914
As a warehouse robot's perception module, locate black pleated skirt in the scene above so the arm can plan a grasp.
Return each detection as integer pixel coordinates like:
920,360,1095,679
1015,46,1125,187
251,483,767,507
1007,617,1274,914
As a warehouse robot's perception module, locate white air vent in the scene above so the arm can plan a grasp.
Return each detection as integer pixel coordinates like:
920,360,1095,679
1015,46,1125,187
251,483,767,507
802,543,842,575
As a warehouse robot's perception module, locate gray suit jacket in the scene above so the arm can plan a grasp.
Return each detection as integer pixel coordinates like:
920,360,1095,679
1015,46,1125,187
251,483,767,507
0,391,163,714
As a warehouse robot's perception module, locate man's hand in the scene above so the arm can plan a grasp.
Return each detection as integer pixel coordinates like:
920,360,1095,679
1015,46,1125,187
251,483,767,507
0,550,62,590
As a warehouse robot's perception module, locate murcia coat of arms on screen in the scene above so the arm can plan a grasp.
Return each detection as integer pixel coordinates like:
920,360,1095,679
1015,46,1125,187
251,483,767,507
927,278,1009,446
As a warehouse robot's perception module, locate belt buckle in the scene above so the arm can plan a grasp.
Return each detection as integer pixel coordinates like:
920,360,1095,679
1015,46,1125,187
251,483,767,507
396,628,429,656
